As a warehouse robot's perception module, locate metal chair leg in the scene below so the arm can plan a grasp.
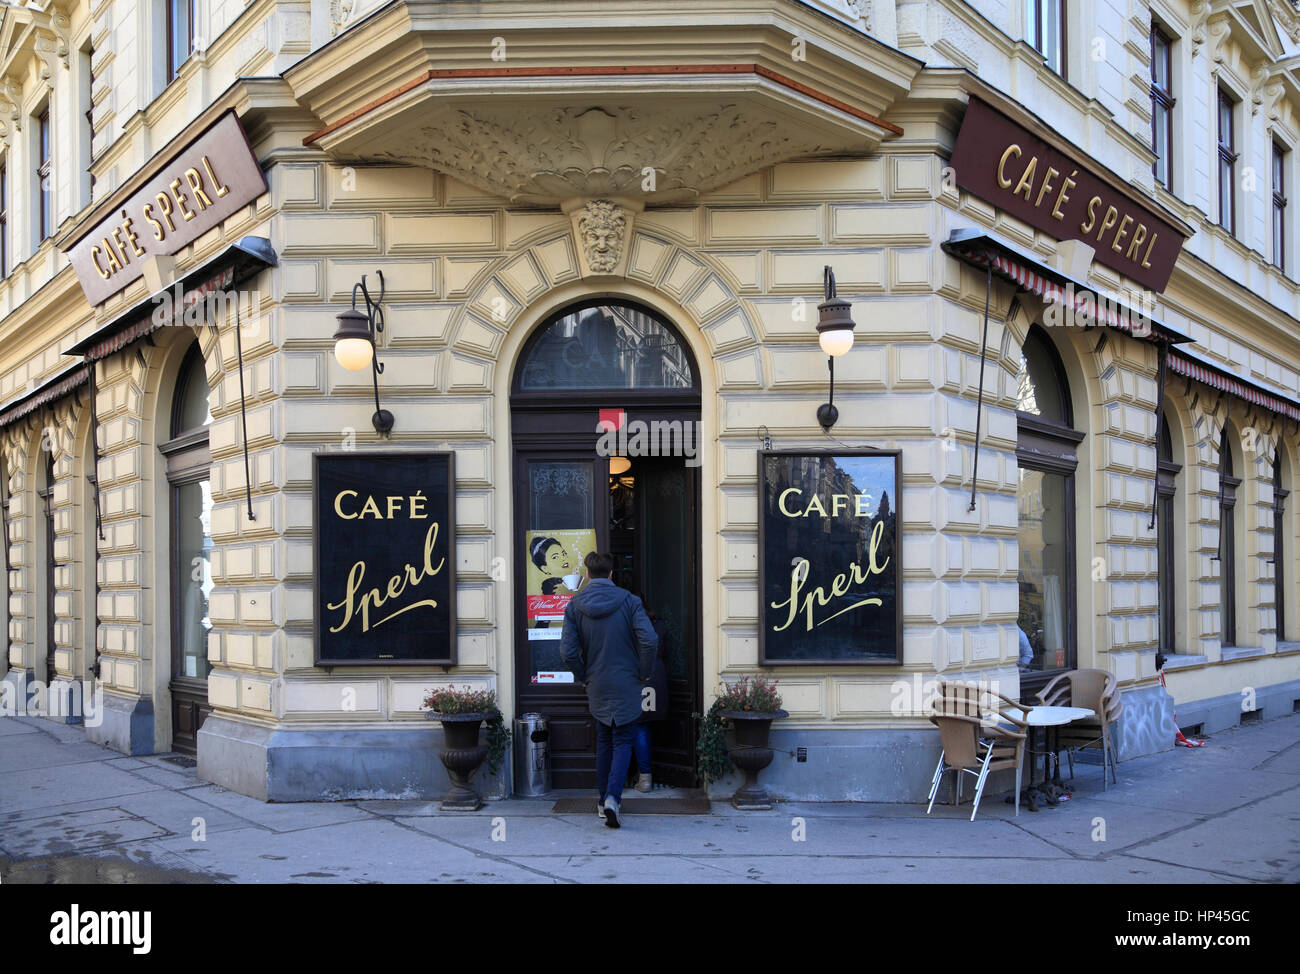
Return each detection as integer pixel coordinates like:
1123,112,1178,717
970,748,995,821
927,753,945,814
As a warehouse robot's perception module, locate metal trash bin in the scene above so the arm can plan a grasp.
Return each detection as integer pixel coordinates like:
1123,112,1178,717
513,713,552,797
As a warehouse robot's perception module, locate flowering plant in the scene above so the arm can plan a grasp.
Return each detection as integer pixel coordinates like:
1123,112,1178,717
423,685,511,775
423,685,499,716
695,676,785,784
716,675,783,714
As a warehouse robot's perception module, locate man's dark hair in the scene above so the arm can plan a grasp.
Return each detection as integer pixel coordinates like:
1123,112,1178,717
584,551,614,578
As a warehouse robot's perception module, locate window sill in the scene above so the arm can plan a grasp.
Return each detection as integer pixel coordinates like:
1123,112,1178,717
1275,641,1300,655
1219,645,1267,662
1161,653,1208,671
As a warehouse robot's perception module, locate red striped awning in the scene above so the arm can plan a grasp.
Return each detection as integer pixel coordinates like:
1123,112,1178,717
0,365,90,429
1168,350,1300,423
941,229,1193,346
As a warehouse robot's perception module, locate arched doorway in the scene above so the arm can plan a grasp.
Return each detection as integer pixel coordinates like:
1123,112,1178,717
161,344,213,754
510,299,702,789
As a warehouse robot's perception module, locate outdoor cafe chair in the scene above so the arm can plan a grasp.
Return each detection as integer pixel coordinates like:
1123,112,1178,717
1036,668,1123,789
927,687,1030,820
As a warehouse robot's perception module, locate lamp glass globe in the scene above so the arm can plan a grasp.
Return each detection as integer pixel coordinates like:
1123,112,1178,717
334,337,374,371
819,328,855,357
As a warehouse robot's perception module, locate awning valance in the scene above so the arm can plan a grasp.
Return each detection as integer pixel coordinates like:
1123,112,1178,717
0,363,91,429
1168,347,1300,423
63,236,277,362
941,229,1194,346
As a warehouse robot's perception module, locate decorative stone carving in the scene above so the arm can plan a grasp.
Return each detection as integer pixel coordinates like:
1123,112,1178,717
369,103,834,206
1190,0,1211,58
564,198,640,277
1206,14,1232,73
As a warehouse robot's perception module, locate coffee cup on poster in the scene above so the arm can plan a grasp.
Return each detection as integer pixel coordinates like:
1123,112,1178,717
563,572,582,589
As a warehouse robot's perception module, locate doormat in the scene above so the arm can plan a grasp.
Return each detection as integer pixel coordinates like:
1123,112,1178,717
551,797,711,815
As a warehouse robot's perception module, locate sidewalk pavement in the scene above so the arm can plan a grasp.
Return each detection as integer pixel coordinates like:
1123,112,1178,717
2,712,1298,884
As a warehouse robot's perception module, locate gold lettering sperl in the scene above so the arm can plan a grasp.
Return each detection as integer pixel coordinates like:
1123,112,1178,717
770,520,891,634
326,521,445,634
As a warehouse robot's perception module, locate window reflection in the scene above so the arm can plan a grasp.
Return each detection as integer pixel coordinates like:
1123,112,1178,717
519,303,694,390
1018,468,1068,670
176,479,213,680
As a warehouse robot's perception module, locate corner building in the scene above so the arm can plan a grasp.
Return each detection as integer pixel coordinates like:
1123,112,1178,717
1,0,1298,801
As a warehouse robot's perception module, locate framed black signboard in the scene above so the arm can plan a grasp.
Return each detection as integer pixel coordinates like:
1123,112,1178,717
758,450,901,664
314,451,456,666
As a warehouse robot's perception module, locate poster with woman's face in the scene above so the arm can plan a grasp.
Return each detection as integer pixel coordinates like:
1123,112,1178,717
525,529,596,643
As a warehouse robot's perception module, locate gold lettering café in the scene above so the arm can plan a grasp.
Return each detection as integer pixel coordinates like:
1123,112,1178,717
2,1,1299,804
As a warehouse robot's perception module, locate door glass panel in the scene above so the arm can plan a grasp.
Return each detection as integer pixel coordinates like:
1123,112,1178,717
525,461,595,679
175,480,213,680
640,463,688,682
1018,468,1069,671
518,303,694,390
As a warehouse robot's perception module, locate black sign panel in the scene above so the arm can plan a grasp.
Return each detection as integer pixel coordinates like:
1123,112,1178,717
758,450,901,664
314,452,456,666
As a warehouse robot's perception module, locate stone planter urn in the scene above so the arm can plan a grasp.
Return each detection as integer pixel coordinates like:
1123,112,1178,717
428,711,489,810
724,709,788,810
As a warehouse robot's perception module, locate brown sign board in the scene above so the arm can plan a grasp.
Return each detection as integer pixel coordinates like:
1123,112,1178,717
949,98,1187,292
65,110,267,306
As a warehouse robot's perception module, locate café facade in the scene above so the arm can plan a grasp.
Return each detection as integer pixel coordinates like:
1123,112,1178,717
2,0,1299,802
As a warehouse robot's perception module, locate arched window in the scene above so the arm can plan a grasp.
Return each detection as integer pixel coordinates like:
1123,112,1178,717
1217,428,1241,647
515,301,697,392
160,345,212,754
1156,411,1181,652
1275,446,1290,642
1016,325,1083,685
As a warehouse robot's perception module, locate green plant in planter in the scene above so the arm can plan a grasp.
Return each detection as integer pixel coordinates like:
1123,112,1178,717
694,676,783,784
423,685,513,776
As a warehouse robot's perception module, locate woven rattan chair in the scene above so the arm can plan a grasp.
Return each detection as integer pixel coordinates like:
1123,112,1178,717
927,682,1029,820
1036,669,1122,789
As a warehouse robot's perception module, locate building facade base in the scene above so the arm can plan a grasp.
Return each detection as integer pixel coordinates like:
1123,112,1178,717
197,715,509,802
85,690,155,754
1171,678,1300,737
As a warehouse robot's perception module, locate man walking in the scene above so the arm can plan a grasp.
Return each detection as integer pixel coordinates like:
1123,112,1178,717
560,551,658,828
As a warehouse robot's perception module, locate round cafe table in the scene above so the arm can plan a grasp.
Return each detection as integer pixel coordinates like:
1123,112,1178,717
1009,705,1095,811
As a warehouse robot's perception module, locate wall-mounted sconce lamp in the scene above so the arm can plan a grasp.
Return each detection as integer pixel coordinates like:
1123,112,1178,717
333,270,395,436
609,456,632,475
816,265,855,430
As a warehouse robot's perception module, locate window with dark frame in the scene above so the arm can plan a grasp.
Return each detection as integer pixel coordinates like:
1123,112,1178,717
1150,25,1174,190
1026,0,1066,78
1016,325,1083,695
1218,429,1240,646
39,447,56,681
1218,87,1237,234
36,106,52,242
161,344,213,755
166,0,196,82
1157,412,1181,652
1273,142,1288,272
1275,452,1289,643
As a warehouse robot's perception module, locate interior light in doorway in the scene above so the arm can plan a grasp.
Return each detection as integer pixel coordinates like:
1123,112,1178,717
332,270,395,435
815,265,856,430
609,456,632,475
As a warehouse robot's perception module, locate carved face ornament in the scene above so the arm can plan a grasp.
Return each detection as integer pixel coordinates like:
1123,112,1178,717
579,201,627,273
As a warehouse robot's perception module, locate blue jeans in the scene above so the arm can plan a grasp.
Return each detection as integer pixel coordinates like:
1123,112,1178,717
632,724,652,775
595,720,638,804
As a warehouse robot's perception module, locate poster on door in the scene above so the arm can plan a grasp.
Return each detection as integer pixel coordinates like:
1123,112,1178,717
524,529,595,664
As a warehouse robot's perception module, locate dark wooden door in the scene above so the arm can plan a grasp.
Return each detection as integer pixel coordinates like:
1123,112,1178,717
635,457,700,788
511,407,702,790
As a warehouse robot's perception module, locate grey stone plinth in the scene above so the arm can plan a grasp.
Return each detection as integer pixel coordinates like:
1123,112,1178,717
197,715,510,803
1113,682,1177,760
85,690,155,755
